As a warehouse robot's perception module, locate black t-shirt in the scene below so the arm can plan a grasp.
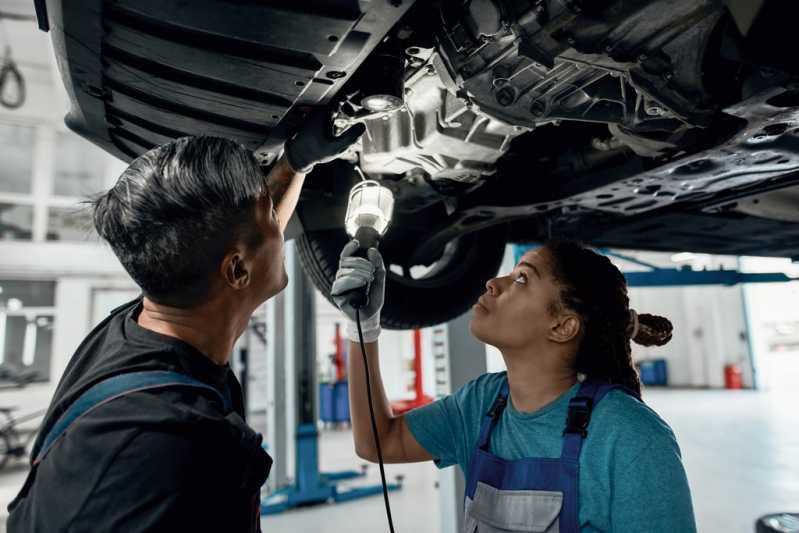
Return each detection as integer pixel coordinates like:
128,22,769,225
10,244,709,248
7,299,271,532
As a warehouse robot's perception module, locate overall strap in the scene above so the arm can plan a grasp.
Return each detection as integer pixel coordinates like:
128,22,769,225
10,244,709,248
561,380,640,461
34,371,231,465
477,379,510,450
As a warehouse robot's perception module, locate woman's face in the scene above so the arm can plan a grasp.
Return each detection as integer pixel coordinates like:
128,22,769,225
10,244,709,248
469,247,566,350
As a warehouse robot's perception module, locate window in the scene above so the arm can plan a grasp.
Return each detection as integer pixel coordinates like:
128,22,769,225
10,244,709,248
53,132,109,197
0,281,56,383
0,203,34,241
0,123,35,194
46,205,97,242
0,121,117,242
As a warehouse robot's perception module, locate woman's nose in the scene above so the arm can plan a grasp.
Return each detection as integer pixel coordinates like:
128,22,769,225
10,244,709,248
485,277,499,296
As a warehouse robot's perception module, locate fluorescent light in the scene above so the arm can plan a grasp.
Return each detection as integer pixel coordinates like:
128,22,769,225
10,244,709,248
671,253,696,263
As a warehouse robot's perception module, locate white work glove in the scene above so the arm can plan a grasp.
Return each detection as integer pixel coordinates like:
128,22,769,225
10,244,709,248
330,239,386,343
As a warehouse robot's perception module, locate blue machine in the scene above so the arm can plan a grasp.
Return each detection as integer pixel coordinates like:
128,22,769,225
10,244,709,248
261,423,401,514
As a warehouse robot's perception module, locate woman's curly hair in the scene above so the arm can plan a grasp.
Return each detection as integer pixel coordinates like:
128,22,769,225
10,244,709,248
544,240,673,396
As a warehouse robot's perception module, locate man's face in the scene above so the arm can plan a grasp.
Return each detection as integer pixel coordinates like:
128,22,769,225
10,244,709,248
248,192,288,303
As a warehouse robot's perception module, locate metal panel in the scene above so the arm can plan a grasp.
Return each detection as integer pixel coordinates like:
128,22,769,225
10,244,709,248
104,22,318,104
110,0,359,56
105,63,288,127
107,92,269,148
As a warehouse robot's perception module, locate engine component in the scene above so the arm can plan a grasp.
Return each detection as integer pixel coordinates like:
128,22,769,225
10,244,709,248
360,53,406,112
435,0,727,157
359,49,528,184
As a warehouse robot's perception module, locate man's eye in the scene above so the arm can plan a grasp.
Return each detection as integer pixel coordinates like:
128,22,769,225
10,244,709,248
513,273,527,284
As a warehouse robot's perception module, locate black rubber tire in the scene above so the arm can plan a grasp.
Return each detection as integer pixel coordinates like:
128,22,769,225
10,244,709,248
296,226,508,330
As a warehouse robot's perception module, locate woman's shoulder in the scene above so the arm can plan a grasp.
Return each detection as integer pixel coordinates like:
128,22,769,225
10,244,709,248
593,388,677,443
452,371,508,410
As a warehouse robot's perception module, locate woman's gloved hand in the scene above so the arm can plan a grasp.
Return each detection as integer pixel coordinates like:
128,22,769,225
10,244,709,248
330,239,386,343
283,109,366,173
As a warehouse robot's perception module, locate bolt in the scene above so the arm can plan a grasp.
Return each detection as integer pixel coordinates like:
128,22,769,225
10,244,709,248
646,106,664,116
496,86,517,107
638,54,648,62
425,64,436,76
663,72,673,81
326,71,346,79
567,37,576,45
85,85,105,98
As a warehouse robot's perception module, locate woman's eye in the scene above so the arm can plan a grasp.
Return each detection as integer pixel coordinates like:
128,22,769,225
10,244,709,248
513,273,527,285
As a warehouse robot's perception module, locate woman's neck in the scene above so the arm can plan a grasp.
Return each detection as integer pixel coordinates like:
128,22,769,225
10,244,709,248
502,347,577,413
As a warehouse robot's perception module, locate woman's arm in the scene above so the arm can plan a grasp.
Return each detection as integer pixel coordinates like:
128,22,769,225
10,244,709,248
347,339,432,463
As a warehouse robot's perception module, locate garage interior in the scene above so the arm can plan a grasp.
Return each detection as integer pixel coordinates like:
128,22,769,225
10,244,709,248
1,1,798,532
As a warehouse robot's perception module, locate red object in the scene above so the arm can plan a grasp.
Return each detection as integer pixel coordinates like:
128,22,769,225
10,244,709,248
392,329,434,414
333,323,345,383
724,364,743,389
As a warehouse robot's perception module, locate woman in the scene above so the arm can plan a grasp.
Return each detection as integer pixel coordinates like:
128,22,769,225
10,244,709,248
331,239,697,533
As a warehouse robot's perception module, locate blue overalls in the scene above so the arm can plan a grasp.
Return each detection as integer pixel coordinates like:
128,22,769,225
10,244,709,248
462,379,640,533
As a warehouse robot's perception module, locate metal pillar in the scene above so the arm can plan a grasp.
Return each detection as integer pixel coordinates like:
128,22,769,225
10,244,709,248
261,243,400,515
437,310,487,533
266,287,289,490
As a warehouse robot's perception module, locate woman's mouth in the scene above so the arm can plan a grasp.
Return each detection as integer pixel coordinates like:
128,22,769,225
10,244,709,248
474,297,489,313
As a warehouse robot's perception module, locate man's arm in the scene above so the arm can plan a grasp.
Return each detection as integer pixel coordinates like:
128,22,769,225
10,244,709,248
265,155,304,235
268,108,366,233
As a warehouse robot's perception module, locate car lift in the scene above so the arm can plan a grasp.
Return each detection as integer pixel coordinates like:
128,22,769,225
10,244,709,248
513,245,799,288
261,245,400,515
391,329,434,414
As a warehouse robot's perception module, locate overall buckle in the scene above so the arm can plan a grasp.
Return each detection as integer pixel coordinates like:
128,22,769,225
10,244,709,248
563,396,593,437
487,395,507,420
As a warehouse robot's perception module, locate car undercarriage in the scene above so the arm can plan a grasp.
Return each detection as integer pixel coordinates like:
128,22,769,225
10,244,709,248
39,0,799,327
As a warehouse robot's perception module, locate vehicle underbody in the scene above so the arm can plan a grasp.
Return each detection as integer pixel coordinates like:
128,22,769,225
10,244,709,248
40,0,799,327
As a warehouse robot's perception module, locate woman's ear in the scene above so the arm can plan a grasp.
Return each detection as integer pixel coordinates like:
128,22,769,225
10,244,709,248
549,312,581,344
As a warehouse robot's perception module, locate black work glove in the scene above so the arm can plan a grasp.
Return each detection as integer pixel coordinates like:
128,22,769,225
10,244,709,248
283,109,366,173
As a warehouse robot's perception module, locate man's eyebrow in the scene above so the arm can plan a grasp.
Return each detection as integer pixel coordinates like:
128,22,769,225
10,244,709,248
518,261,542,279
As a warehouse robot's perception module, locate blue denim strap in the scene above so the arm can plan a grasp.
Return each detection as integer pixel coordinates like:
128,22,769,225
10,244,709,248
35,371,231,464
476,379,510,450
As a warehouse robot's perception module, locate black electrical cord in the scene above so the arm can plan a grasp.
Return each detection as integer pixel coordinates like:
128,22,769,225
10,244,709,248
355,307,396,533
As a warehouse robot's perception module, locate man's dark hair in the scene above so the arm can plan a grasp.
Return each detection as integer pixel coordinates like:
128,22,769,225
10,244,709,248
93,136,268,308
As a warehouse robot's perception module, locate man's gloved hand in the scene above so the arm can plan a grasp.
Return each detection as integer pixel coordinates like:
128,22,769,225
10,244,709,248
330,239,386,343
283,109,366,173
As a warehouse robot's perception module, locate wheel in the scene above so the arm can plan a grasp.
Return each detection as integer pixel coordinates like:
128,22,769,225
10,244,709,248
296,226,508,329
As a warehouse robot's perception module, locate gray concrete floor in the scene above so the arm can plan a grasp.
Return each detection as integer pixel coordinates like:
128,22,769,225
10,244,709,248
0,387,796,532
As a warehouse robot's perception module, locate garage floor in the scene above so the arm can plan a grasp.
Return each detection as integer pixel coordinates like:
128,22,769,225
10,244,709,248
0,387,796,533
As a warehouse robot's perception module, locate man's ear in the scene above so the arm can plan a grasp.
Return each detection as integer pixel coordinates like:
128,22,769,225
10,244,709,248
222,248,251,290
548,312,581,344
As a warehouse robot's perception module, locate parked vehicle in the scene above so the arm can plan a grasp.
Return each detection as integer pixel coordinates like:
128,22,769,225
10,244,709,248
37,0,799,328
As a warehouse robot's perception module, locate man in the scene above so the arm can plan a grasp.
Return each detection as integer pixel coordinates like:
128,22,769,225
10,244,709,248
6,111,364,532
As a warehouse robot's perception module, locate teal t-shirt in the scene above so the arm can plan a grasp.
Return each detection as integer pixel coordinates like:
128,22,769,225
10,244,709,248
405,372,697,533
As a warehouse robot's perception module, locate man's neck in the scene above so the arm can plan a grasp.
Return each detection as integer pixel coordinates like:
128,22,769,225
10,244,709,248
137,297,246,366
501,344,578,413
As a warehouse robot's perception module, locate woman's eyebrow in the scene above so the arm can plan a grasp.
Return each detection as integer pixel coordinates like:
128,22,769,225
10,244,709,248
518,261,542,279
